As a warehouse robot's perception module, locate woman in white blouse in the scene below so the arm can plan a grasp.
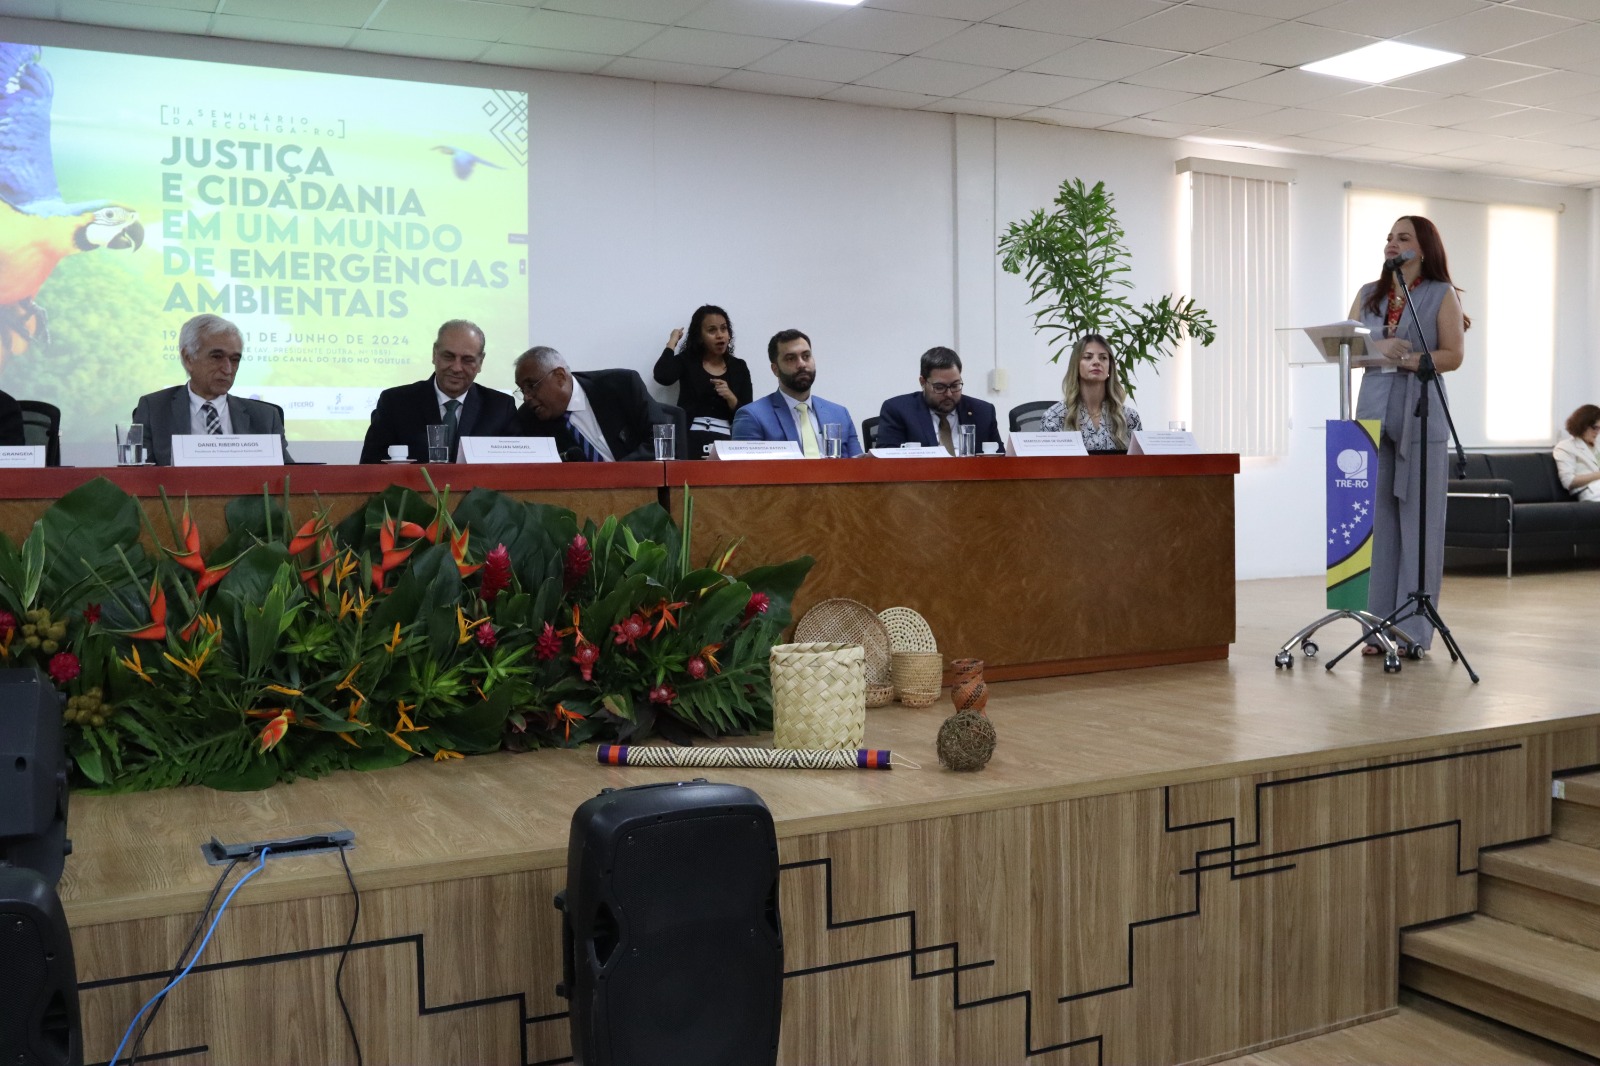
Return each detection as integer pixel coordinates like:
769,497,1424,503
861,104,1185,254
1039,334,1141,451
1553,404,1600,502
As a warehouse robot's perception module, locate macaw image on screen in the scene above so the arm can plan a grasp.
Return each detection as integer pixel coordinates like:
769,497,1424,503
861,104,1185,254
0,43,144,366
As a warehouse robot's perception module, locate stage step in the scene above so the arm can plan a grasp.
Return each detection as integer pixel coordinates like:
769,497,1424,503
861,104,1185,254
1401,913,1600,1056
1553,771,1600,848
1480,838,1600,952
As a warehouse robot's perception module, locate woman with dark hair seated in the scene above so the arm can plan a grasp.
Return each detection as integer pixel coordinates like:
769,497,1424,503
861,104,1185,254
652,304,752,459
1038,334,1141,451
1554,404,1600,502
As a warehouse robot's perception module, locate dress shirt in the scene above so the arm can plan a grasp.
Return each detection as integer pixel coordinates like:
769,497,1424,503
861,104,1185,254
566,381,615,462
1553,435,1600,502
780,390,822,440
187,386,233,435
929,407,958,443
432,381,466,420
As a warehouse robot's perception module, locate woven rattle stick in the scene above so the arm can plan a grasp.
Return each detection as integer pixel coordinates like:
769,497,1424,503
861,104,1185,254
597,745,893,770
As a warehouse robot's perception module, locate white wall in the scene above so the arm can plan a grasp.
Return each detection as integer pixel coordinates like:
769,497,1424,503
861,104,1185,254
7,15,1594,578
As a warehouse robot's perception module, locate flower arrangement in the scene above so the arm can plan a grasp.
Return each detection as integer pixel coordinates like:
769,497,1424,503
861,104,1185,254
0,477,812,793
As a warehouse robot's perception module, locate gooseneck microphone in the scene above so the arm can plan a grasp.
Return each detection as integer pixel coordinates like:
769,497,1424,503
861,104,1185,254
1384,249,1417,272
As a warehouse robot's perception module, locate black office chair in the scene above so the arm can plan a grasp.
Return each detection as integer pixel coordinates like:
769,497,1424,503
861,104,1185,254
1008,401,1054,433
18,400,60,467
657,402,690,458
861,416,880,451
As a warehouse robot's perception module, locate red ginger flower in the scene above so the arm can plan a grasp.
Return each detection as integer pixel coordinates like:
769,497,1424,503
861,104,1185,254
0,610,16,640
563,534,592,591
610,613,648,651
572,642,599,681
82,603,102,624
476,621,498,649
48,652,80,685
686,657,708,680
742,592,770,624
648,684,675,705
481,543,511,601
534,622,562,661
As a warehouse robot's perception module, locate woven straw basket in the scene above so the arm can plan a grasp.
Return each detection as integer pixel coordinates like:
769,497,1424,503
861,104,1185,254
794,599,893,708
891,651,943,708
771,642,866,750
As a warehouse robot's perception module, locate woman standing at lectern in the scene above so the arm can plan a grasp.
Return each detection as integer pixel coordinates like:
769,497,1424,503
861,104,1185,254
1348,216,1467,656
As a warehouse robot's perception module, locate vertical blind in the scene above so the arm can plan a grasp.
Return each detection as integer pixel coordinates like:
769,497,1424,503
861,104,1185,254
1187,167,1291,458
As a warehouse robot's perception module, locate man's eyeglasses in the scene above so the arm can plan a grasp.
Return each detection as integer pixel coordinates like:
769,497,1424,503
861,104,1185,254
927,381,964,395
517,372,552,397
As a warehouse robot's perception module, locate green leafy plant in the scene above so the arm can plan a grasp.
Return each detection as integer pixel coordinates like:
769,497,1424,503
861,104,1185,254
0,477,813,793
998,177,1216,396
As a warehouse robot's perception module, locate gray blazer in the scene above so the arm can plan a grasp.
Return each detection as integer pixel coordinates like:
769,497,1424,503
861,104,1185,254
130,385,292,466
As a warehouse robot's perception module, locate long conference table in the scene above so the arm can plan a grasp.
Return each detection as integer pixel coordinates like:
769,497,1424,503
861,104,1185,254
0,453,1238,678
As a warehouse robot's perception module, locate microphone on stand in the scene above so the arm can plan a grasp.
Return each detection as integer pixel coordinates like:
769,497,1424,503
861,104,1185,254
1384,249,1417,272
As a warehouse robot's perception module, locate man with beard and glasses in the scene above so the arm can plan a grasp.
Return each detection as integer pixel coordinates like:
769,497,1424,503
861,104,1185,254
731,328,862,457
874,345,1001,453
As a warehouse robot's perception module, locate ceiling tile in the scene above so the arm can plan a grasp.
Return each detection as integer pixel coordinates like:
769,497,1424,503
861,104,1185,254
1399,5,1580,55
501,10,662,54
1329,144,1418,162
864,0,1021,18
1299,85,1439,116
823,84,942,109
1508,0,1600,17
349,28,488,60
1363,123,1486,152
1215,68,1355,106
748,43,900,83
0,0,59,15
1124,55,1279,94
1559,91,1600,116
478,43,614,73
678,0,844,39
599,56,730,85
80,0,215,10
1055,81,1196,117
1100,115,1208,138
1016,107,1124,129
1308,116,1414,144
367,0,529,42
1443,137,1538,161
712,70,838,99
1300,0,1491,37
1475,70,1600,106
1025,40,1181,81
543,0,702,23
216,0,377,26
56,0,212,31
924,97,1037,119
1519,117,1600,144
1488,22,1600,72
209,14,357,46
986,0,1170,38
1531,143,1600,168
628,27,784,68
1103,6,1280,52
1387,95,1521,126
916,24,1081,68
1452,105,1594,134
1206,22,1376,67
1388,55,1546,94
855,57,1007,96
958,70,1101,106
802,8,967,55
1190,0,1332,15
1260,134,1353,154
1145,95,1280,124
1233,106,1346,134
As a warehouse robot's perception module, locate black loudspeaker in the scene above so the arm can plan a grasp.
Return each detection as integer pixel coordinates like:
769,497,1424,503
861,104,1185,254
0,865,83,1066
556,780,782,1066
0,667,71,885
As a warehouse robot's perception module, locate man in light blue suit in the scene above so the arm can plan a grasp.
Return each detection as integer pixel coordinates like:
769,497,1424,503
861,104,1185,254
732,329,862,457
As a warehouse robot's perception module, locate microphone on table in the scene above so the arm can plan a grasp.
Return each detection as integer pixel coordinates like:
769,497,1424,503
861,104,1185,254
1384,249,1417,272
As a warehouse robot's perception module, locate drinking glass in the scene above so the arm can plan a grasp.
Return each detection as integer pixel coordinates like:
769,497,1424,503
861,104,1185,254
116,424,147,465
956,424,977,457
652,423,676,461
426,424,450,464
822,423,843,459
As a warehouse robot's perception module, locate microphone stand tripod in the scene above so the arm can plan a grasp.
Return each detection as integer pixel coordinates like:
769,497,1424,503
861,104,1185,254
1326,270,1480,682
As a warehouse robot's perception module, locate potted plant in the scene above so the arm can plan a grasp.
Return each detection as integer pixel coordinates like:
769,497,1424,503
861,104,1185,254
997,177,1215,395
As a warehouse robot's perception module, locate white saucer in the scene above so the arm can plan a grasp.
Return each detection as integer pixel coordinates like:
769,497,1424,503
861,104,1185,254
382,459,416,464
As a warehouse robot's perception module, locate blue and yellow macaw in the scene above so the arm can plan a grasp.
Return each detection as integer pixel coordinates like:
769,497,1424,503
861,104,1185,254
0,43,144,366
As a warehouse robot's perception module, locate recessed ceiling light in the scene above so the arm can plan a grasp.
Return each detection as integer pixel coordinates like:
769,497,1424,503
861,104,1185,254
1300,41,1463,84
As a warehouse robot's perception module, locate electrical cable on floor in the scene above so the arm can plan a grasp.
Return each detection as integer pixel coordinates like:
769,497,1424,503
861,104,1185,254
334,843,364,1066
107,847,271,1066
126,856,243,1066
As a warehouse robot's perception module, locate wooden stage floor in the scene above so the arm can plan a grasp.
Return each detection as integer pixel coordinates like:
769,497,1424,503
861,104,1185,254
60,566,1600,1065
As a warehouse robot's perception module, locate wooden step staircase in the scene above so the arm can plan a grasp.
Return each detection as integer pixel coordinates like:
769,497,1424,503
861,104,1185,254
1401,769,1600,1057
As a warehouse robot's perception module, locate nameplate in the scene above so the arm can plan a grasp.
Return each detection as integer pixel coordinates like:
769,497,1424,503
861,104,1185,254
1129,430,1200,455
172,434,284,466
869,446,951,459
1007,431,1087,457
0,446,44,468
457,436,561,464
710,441,804,460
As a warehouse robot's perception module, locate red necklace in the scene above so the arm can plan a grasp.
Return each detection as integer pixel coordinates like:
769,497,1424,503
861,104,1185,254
1383,274,1423,338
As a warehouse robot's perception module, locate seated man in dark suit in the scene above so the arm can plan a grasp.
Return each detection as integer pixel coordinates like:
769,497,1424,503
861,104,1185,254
131,314,292,466
512,346,663,461
358,319,518,463
875,346,1002,453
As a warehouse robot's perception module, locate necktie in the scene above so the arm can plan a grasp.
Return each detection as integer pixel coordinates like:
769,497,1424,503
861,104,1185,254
796,402,821,458
202,401,222,435
563,413,604,462
938,415,954,456
443,398,461,451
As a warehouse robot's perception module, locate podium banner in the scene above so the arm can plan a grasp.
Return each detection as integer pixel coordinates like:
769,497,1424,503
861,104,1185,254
1325,419,1380,610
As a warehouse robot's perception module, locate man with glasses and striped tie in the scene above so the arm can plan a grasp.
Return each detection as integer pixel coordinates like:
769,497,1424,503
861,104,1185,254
512,345,666,462
131,313,292,465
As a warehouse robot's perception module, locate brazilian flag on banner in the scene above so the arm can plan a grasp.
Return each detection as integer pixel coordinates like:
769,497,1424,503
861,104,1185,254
1326,419,1380,610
